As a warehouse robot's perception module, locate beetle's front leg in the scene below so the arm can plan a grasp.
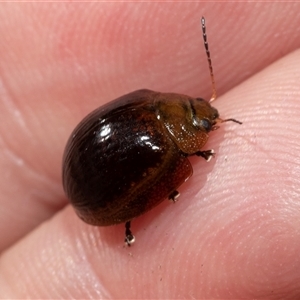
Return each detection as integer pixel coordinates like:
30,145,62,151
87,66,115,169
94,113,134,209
195,149,215,162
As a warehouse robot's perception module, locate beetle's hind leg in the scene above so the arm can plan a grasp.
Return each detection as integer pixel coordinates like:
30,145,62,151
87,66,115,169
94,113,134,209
125,221,135,246
168,190,180,203
195,149,215,162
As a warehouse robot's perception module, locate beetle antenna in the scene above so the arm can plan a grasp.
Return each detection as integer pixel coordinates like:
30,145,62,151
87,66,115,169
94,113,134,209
201,17,217,103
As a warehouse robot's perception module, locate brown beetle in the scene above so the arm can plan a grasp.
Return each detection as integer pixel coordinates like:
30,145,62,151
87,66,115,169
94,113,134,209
62,18,241,246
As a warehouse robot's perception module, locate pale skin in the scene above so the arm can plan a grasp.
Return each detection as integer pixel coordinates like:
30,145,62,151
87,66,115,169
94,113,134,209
1,3,300,299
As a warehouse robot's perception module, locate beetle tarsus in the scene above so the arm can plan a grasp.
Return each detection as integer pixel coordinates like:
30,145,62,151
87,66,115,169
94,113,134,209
125,221,135,246
168,190,180,202
221,118,242,125
196,149,215,162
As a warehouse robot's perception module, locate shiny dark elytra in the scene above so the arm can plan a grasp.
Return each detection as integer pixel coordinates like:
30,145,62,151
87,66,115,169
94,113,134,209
62,17,242,246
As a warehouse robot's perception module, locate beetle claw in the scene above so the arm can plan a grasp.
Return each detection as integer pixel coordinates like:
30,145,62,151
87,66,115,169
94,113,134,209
125,234,135,246
125,221,135,246
168,190,180,203
196,149,215,162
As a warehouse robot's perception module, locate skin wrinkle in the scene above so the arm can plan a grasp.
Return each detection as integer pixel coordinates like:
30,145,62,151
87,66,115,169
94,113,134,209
0,132,62,206
72,232,112,299
0,61,66,240
0,74,29,133
0,131,64,248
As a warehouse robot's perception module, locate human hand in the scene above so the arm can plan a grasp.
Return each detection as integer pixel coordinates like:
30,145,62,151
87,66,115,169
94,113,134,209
1,3,300,298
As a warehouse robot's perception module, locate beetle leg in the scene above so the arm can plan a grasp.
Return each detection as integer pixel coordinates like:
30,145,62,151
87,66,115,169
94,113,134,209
125,221,135,246
195,149,215,162
168,190,180,202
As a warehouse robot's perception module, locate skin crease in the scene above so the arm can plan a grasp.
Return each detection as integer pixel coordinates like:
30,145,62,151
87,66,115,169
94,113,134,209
0,2,300,299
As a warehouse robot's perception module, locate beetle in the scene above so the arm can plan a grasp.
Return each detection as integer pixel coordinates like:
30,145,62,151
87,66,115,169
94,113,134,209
62,17,241,246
